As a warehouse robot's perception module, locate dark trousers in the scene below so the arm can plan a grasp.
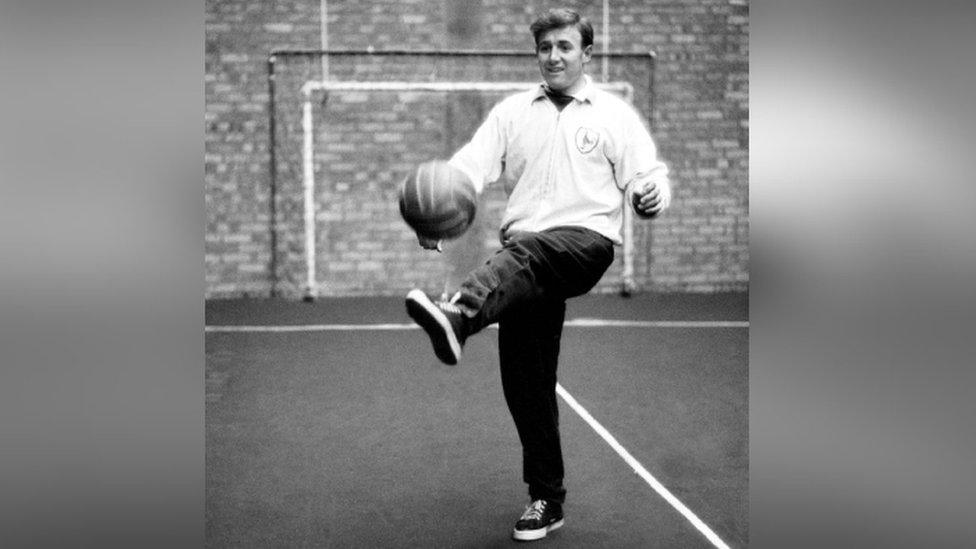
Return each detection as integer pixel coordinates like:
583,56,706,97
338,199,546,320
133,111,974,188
456,226,615,503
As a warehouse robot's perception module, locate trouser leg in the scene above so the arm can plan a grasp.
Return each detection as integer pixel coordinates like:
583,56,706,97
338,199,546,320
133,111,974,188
455,226,613,504
499,298,567,503
453,226,615,334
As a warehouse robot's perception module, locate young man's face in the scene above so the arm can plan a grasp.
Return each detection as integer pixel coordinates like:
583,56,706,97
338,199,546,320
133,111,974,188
536,26,592,95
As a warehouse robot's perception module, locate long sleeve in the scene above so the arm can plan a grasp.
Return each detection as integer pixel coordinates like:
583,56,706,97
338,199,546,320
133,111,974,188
447,106,507,194
618,114,671,217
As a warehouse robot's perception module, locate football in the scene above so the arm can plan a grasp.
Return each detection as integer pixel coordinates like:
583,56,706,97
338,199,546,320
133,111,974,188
398,160,477,240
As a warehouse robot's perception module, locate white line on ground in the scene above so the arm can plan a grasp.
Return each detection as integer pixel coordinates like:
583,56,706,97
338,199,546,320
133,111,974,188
204,319,747,332
566,318,748,328
555,383,732,549
205,323,416,332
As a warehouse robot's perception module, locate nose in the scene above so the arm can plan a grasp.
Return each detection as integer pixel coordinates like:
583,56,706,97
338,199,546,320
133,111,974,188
547,49,560,63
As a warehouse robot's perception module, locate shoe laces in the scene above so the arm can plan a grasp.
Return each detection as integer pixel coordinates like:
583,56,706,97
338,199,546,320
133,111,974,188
437,300,462,315
520,500,547,521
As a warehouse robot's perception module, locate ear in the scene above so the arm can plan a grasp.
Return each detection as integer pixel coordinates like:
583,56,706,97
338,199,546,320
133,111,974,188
581,44,593,64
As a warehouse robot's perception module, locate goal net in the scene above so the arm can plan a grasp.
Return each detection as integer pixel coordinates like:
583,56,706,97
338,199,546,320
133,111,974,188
267,50,656,299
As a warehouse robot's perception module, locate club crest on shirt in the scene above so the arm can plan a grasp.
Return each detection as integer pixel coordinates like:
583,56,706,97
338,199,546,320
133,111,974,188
575,127,599,154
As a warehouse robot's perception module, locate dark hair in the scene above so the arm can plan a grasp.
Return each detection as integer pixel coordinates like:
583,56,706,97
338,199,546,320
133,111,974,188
529,8,594,49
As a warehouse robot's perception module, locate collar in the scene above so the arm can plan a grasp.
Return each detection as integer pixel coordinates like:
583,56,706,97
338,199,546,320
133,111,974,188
532,74,594,104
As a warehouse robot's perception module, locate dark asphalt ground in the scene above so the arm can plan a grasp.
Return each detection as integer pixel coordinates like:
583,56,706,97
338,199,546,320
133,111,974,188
206,293,748,547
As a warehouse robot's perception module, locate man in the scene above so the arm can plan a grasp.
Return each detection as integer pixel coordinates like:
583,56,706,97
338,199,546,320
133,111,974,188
405,7,671,542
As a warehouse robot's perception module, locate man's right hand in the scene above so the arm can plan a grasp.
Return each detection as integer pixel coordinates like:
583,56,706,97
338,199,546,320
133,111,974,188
417,235,443,252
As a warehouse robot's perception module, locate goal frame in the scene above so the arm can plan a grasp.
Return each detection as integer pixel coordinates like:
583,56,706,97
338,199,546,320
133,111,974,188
267,49,657,299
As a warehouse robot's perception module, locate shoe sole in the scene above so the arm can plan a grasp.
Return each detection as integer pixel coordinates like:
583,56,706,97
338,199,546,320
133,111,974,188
405,289,461,365
512,519,563,541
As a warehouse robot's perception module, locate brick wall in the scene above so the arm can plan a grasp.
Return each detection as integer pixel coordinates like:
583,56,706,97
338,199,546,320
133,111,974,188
205,0,749,297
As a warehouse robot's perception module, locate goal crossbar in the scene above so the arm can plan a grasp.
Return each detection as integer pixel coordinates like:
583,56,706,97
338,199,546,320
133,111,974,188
298,80,637,299
301,80,634,96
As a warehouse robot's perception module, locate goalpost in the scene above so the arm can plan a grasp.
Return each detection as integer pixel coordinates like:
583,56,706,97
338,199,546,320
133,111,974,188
267,50,656,300
300,79,635,301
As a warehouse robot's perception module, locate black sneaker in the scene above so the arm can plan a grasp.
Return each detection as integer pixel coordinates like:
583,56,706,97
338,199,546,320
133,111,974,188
405,289,467,365
512,499,564,541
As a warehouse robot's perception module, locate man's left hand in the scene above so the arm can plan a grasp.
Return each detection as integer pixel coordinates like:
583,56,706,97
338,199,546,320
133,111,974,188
633,182,664,218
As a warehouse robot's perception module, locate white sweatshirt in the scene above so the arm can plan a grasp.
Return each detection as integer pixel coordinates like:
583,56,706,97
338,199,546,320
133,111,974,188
449,75,670,245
